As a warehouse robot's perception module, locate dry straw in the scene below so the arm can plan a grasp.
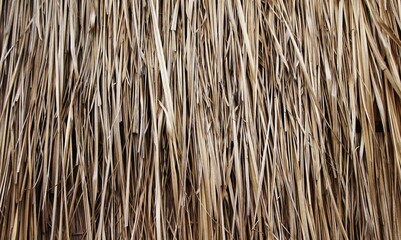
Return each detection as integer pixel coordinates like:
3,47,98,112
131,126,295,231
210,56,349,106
0,0,401,239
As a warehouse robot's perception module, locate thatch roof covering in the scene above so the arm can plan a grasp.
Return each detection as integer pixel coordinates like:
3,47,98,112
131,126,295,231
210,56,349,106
0,0,400,239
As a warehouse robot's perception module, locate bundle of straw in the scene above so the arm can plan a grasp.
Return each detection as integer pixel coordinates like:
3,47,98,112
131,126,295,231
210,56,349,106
1,0,400,239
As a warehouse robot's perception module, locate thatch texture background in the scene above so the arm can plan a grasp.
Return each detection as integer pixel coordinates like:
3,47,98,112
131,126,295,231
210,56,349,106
1,0,401,239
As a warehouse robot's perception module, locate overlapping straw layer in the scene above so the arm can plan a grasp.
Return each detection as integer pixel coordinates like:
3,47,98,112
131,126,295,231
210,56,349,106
1,0,401,239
